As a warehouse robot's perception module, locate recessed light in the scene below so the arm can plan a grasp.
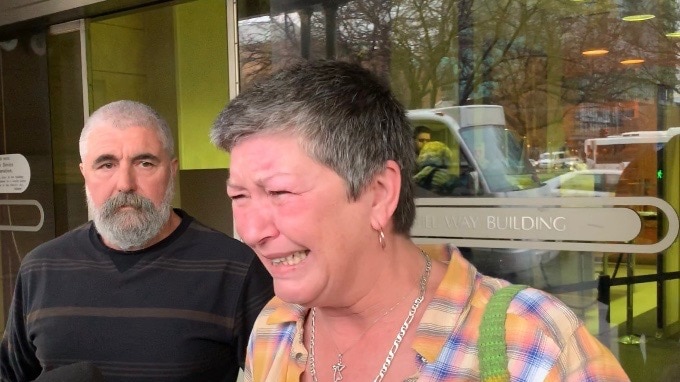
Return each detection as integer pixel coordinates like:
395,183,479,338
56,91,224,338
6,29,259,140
621,59,645,65
582,49,609,56
622,14,656,22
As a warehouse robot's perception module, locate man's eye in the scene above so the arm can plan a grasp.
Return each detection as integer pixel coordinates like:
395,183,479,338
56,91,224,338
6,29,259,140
228,193,245,200
97,163,114,169
140,161,154,167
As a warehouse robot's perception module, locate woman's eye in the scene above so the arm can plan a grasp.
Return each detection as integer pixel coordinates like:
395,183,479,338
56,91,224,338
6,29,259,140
268,190,290,196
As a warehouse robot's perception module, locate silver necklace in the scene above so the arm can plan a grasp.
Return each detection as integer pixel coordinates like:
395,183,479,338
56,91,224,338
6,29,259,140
318,284,412,369
309,252,432,382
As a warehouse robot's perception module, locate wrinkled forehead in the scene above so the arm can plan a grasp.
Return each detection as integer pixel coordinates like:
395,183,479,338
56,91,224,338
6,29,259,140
82,124,168,160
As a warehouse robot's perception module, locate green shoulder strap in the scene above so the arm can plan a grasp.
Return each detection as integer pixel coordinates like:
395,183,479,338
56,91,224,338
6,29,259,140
478,284,528,382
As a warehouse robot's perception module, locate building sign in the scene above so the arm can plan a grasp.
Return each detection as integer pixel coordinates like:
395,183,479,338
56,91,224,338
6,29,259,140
415,207,639,241
0,154,30,193
413,196,679,254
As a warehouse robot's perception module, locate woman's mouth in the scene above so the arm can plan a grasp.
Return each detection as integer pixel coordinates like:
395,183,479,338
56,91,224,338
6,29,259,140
271,251,308,266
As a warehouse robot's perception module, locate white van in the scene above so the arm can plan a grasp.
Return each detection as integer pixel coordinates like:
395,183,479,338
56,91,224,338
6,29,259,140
537,151,582,170
409,105,546,197
538,151,566,169
409,105,555,276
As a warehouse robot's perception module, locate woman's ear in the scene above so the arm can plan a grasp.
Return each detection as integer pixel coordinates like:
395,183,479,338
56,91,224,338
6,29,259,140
369,160,402,231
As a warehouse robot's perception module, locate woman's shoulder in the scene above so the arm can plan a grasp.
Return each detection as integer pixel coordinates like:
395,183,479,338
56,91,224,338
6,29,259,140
254,297,307,331
495,283,582,349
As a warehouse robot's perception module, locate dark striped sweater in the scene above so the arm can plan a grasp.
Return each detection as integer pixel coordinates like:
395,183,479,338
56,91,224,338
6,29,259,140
1,209,274,382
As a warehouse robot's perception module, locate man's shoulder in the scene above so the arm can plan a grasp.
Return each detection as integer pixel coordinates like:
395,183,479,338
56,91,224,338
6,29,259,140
24,222,93,261
185,219,242,244
181,216,256,258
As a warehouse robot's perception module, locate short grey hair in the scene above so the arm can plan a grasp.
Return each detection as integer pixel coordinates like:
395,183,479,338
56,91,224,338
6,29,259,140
210,60,416,235
79,100,175,160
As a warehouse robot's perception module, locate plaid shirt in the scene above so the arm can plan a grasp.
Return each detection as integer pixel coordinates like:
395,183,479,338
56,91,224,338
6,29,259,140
244,247,630,381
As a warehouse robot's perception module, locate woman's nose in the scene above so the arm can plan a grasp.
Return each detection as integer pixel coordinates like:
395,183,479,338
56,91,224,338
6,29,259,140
235,202,278,247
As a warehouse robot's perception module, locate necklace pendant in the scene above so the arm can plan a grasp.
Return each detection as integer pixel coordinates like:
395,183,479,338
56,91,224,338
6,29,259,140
332,353,346,382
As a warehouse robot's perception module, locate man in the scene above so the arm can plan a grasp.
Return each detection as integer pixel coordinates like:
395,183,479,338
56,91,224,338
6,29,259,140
413,125,432,155
1,100,274,381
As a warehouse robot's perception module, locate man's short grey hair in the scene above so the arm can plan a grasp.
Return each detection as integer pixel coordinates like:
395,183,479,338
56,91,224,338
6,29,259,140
210,60,416,234
79,100,175,160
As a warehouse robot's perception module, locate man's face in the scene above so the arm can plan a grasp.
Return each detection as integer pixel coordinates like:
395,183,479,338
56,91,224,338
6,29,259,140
79,124,177,250
416,132,431,152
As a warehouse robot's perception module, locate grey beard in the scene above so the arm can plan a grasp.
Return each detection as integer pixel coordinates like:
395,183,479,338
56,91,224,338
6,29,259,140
89,187,172,251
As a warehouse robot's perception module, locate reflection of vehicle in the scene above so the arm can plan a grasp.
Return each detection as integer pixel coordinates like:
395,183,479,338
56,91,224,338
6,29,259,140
409,105,545,197
537,151,584,170
564,156,586,171
409,105,553,276
584,127,680,170
544,169,622,197
538,151,567,169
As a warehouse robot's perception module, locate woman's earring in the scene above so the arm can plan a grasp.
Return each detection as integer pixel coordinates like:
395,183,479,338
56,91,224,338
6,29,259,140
379,228,386,250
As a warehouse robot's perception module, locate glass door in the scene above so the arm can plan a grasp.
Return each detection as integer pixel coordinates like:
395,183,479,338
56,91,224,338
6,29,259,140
0,29,54,329
0,20,87,331
48,20,88,236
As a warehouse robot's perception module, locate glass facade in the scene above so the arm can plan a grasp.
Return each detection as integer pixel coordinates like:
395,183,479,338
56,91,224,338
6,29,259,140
0,29,54,330
236,0,680,380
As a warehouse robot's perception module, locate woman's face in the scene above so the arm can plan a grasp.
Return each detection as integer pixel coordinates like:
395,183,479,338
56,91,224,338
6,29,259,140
227,133,375,306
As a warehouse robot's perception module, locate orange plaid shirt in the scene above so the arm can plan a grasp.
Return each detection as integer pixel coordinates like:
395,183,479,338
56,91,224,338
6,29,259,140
244,246,630,381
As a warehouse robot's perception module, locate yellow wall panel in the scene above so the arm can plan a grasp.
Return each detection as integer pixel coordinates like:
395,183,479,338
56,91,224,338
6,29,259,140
174,0,230,170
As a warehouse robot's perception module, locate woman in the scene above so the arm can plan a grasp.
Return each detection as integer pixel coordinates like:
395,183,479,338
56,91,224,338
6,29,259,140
210,60,629,381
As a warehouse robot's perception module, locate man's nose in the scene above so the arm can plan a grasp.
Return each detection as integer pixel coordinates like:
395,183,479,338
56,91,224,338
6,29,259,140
116,165,137,193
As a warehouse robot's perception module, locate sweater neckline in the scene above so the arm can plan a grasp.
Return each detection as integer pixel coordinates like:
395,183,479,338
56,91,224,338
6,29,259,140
88,208,192,271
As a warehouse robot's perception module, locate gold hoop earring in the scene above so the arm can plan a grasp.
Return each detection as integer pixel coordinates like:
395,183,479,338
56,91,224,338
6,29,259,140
379,228,386,250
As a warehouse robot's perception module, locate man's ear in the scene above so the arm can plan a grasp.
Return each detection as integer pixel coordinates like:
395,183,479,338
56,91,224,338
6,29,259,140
171,158,179,177
369,160,402,232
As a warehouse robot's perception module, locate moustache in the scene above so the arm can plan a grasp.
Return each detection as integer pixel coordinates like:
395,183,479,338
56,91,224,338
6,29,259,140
101,192,154,215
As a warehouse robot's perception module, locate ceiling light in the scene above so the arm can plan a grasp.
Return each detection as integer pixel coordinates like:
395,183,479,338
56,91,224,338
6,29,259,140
622,14,655,21
621,59,645,65
582,49,609,56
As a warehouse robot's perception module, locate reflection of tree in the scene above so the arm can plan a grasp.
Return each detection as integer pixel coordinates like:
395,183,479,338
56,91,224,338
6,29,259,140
389,0,459,108
320,0,395,81
238,16,276,86
238,0,680,139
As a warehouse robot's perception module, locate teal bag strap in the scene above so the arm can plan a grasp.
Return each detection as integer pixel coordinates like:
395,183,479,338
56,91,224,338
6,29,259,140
478,284,528,382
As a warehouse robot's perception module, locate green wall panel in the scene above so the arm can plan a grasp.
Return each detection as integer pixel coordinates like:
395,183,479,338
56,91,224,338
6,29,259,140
174,0,230,170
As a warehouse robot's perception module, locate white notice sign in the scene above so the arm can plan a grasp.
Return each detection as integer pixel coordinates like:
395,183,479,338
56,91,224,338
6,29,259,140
0,154,30,193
